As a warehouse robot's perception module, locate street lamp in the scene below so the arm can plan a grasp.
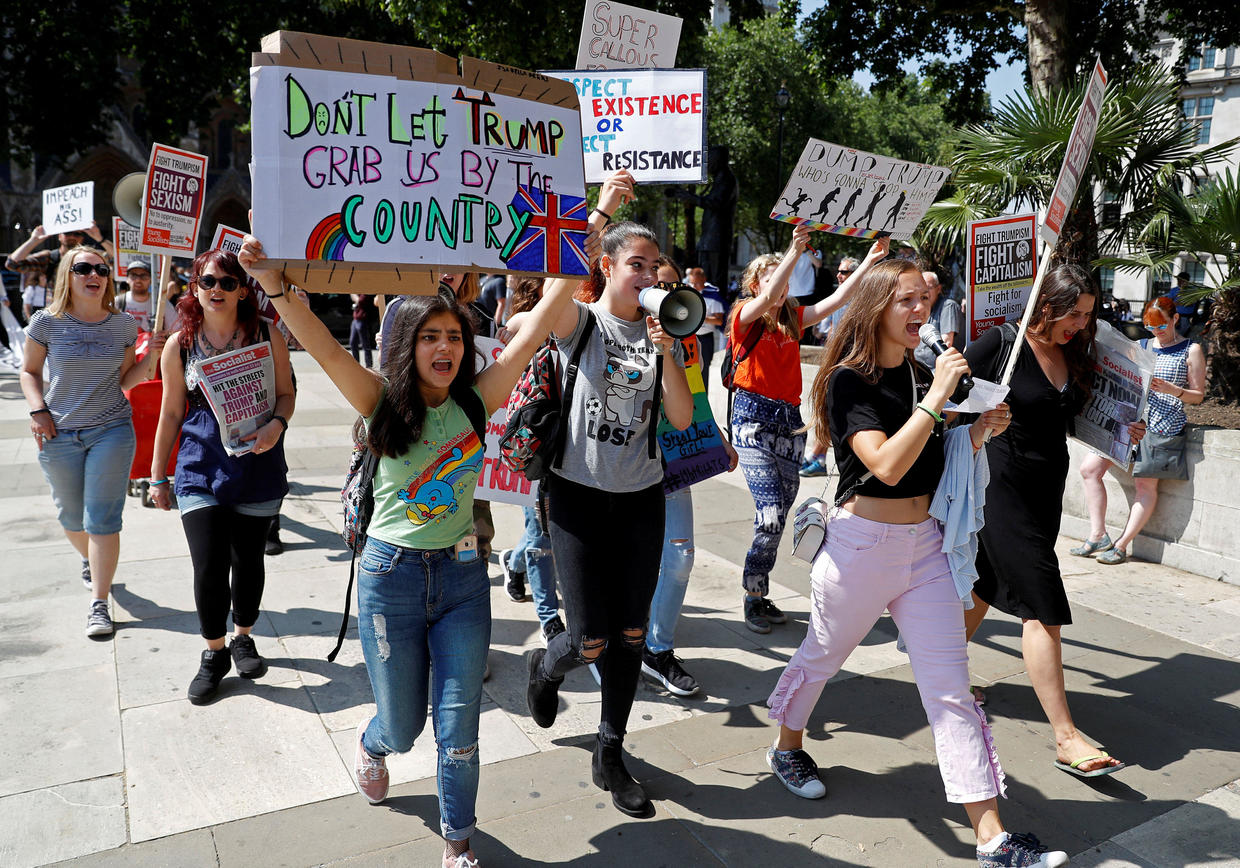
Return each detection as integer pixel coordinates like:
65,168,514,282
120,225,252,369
775,83,790,242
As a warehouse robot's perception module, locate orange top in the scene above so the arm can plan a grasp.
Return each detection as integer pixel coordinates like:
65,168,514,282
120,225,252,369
729,303,805,405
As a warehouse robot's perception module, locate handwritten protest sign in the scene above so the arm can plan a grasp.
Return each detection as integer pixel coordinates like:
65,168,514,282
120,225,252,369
1043,58,1108,245
249,31,587,294
576,0,682,70
1073,321,1155,468
771,140,950,241
544,69,707,184
112,217,141,278
474,337,537,507
140,143,208,257
659,336,730,493
966,213,1038,343
210,223,248,255
192,342,277,456
42,182,93,234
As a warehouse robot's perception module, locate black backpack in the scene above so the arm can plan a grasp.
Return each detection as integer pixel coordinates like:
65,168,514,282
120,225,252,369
328,389,488,662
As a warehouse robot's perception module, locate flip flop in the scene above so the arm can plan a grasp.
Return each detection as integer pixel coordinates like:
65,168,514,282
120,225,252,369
1054,752,1126,778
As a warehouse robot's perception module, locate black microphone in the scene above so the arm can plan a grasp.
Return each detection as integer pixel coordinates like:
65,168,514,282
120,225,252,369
918,323,973,400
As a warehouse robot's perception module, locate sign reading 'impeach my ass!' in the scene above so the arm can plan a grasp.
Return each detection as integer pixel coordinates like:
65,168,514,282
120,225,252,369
250,32,589,293
544,69,707,185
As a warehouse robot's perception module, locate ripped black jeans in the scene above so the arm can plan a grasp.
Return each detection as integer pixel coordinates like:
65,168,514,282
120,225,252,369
539,474,665,745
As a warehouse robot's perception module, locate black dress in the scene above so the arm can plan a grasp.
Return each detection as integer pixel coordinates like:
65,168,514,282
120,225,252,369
965,326,1088,625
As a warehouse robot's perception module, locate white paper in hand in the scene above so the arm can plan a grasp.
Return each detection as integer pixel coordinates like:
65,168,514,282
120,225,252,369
944,377,1009,414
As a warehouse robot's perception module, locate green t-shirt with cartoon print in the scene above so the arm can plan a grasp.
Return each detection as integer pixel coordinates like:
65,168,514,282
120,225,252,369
365,386,486,551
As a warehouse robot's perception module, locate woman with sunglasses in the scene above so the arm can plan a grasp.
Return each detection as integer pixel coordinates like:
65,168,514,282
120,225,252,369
148,250,296,705
963,265,1144,779
22,247,160,637
1073,296,1206,565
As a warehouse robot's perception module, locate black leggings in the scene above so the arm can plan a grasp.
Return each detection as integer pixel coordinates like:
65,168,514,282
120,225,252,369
181,506,270,640
540,474,664,745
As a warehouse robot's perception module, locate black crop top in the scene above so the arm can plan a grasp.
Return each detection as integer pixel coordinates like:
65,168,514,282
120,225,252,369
827,362,945,500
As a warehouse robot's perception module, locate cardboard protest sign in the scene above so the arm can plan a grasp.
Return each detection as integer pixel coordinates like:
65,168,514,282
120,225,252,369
659,336,730,493
1043,58,1108,245
474,337,537,507
1073,321,1155,468
42,182,94,234
543,69,707,184
576,0,682,70
966,213,1038,343
249,31,588,295
191,342,277,456
771,140,950,241
210,223,248,256
112,217,142,278
140,143,208,257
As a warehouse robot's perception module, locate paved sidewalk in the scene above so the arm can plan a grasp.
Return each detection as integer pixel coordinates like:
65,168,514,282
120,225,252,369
1,355,1239,867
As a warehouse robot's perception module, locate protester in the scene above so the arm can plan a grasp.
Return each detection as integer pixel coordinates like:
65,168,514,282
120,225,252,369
525,192,696,819
115,259,177,333
147,251,295,704
801,256,861,477
912,269,963,370
762,259,1067,867
22,272,52,322
240,191,605,865
6,222,113,284
685,266,725,391
1168,272,1196,336
349,293,378,367
964,264,1145,778
1073,296,1206,565
21,246,159,637
727,229,889,634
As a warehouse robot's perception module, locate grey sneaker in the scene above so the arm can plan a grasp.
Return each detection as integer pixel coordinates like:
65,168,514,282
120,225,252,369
744,596,771,634
766,743,826,799
976,832,1069,867
85,600,113,637
81,558,92,591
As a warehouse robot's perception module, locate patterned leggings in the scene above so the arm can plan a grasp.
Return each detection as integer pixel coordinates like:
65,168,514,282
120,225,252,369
731,389,805,596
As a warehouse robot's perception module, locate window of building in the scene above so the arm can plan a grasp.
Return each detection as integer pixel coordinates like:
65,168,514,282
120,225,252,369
1182,96,1214,146
1098,267,1115,293
1188,45,1216,71
1184,261,1206,285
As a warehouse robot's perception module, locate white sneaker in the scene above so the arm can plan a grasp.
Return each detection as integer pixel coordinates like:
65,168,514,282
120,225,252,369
85,600,113,637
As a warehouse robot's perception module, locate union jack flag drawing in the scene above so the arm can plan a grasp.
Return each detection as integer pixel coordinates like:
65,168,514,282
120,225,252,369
500,186,590,276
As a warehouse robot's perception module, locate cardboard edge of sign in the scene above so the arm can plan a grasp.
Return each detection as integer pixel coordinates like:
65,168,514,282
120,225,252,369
253,30,586,295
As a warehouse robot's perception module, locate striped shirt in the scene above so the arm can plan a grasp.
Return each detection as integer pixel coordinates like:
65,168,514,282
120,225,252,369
26,310,137,430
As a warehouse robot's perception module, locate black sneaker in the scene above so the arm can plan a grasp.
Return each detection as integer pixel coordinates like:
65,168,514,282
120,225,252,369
500,548,526,601
229,634,268,679
81,558,92,591
188,648,232,705
642,647,700,697
541,615,566,647
744,596,771,634
756,597,787,624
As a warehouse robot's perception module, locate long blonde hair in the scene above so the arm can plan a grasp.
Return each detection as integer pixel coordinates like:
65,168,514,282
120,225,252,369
808,259,921,444
727,252,799,339
45,246,118,317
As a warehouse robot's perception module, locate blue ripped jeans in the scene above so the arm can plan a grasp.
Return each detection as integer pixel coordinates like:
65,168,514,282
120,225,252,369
731,389,805,596
509,505,559,627
356,537,490,841
647,487,695,654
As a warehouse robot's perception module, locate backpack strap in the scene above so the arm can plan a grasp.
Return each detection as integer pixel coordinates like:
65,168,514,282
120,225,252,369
724,319,763,437
328,445,379,662
648,353,664,460
551,308,595,471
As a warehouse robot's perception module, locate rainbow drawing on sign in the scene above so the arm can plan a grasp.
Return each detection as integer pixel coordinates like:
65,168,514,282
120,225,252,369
772,215,886,240
305,213,351,261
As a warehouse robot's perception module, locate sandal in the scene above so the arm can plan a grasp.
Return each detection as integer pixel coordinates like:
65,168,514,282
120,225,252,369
1095,547,1127,565
1069,534,1112,557
1054,751,1126,778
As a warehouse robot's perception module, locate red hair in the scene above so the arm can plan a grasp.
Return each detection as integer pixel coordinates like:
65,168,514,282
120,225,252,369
1143,296,1177,326
177,250,259,349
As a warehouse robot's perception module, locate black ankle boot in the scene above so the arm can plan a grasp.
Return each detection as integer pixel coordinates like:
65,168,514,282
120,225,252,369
525,648,563,728
591,737,652,817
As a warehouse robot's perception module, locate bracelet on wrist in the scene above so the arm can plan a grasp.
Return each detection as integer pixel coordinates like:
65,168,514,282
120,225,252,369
30,407,51,417
271,414,289,432
591,207,612,225
915,403,944,423
149,478,169,487
267,286,286,299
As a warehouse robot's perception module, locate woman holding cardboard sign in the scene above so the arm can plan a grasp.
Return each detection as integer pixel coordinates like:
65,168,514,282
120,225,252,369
238,174,616,866
149,250,295,705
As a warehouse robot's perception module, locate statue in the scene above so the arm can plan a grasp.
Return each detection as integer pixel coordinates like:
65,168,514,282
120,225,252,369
667,145,738,293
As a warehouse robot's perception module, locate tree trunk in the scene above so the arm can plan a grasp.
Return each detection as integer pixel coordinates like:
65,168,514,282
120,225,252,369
1053,192,1099,271
1206,290,1240,404
1025,0,1070,97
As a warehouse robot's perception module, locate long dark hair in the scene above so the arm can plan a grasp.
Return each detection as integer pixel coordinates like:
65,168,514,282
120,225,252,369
1029,263,1098,398
177,250,258,349
575,221,660,303
368,291,478,458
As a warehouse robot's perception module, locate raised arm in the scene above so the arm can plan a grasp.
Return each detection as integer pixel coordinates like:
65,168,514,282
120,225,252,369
6,225,49,270
802,237,890,328
737,224,810,327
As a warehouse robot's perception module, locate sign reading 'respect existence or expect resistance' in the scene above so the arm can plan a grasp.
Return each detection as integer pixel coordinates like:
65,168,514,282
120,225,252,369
249,31,589,294
966,213,1039,343
771,139,950,241
575,0,682,70
544,69,707,185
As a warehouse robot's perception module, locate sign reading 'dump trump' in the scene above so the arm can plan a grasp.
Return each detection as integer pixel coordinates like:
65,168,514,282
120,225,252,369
544,69,707,184
250,31,588,293
771,140,950,241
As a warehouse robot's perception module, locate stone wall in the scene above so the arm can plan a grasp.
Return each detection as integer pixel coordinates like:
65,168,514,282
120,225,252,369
1060,428,1240,585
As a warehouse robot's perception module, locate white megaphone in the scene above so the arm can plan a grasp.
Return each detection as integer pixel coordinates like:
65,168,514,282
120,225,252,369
112,172,146,227
638,281,706,339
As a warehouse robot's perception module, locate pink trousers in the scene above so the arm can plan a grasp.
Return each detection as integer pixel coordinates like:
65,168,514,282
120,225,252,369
767,512,1006,804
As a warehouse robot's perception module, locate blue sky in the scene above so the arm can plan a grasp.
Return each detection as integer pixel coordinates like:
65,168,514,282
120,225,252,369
797,0,1028,106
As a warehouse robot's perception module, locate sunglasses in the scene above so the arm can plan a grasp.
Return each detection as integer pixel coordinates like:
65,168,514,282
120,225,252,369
195,274,241,292
1150,322,1171,330
70,262,110,277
